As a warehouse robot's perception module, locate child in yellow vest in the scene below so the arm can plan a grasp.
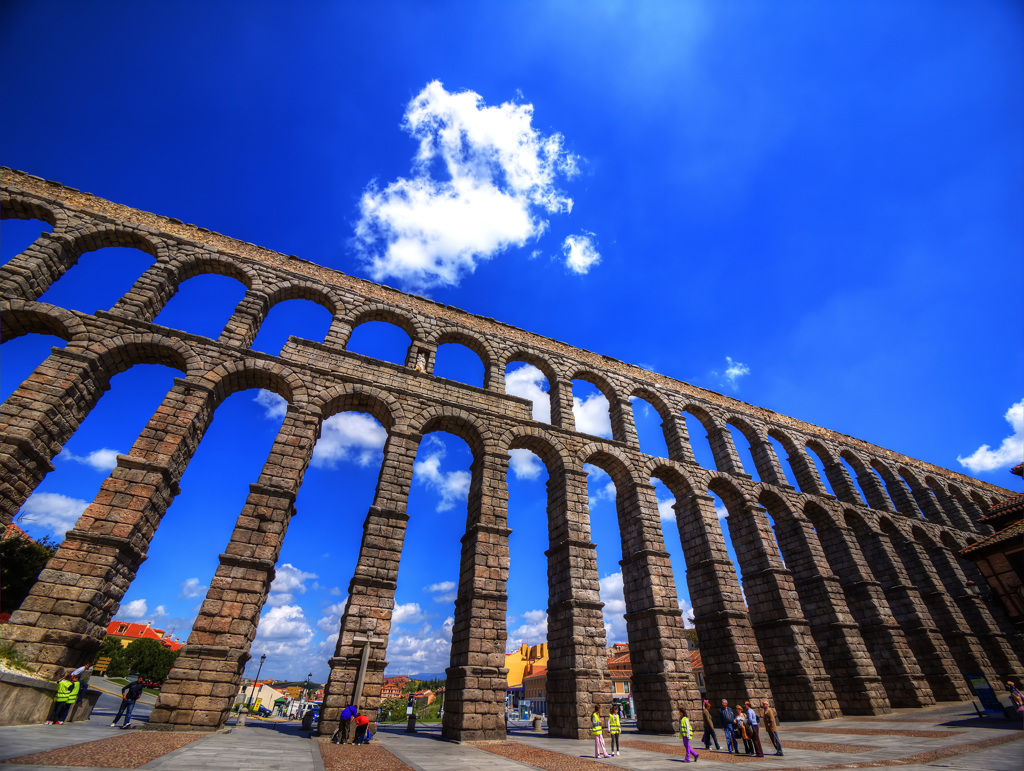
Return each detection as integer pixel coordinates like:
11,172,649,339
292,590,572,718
591,702,610,758
608,704,622,756
678,706,699,762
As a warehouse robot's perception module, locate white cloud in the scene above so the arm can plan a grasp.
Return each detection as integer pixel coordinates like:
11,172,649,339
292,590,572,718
57,448,120,472
425,581,455,593
414,437,471,512
311,412,387,469
268,564,317,607
958,400,1024,473
657,495,676,521
354,80,583,292
715,356,750,390
679,598,695,627
505,363,550,423
178,577,208,600
252,604,315,657
382,626,453,674
509,448,544,480
562,233,601,274
714,501,728,520
317,601,348,634
120,599,149,619
585,464,617,504
507,609,548,649
18,492,87,536
254,389,288,420
599,572,628,644
425,581,457,604
392,602,428,625
574,392,613,438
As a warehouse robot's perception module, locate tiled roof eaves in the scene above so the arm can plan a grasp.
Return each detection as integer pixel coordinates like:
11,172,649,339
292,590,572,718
960,520,1024,558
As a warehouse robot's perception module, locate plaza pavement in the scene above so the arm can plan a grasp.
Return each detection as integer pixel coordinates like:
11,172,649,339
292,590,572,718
0,700,1020,770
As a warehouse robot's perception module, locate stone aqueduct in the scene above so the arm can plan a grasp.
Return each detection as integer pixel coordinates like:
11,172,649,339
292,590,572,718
1,168,1021,741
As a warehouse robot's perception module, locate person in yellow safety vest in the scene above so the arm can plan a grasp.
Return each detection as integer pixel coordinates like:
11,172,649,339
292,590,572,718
591,700,610,759
608,704,622,756
46,673,80,725
678,706,699,762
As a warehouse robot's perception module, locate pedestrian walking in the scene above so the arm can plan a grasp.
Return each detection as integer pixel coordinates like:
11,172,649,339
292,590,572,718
111,679,145,728
761,700,783,756
678,707,699,762
591,701,610,758
45,673,79,725
608,704,622,756
744,701,764,757
701,699,720,750
718,699,736,753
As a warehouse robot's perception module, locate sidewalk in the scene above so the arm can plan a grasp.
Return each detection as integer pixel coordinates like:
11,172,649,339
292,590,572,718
0,701,1020,770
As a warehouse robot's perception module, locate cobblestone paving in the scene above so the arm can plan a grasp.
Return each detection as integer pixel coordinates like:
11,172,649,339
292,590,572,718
0,732,204,768
318,740,412,771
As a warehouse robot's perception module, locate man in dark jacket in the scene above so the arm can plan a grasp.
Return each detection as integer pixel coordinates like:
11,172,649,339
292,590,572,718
111,679,145,728
719,699,736,753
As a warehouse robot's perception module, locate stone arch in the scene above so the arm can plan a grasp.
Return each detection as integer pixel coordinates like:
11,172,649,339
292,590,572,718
0,299,88,343
647,460,698,501
769,427,825,494
0,193,66,231
870,459,923,518
727,415,785,484
707,473,752,512
63,225,167,262
344,303,423,343
86,333,202,380
839,449,891,510
264,279,345,318
407,404,491,457
315,382,402,431
198,357,309,411
432,327,496,388
577,442,637,489
500,424,572,477
682,403,740,473
503,347,559,385
897,466,949,525
163,250,259,291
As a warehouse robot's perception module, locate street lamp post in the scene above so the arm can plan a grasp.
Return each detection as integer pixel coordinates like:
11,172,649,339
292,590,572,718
246,654,267,709
304,672,312,701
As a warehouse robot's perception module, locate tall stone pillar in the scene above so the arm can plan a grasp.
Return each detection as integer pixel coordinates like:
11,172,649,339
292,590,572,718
663,414,696,465
550,379,576,433
928,484,974,532
0,345,110,527
217,290,270,349
545,468,610,739
108,262,178,324
925,542,1024,680
787,447,828,497
809,512,933,707
901,476,950,527
323,318,352,350
149,408,319,730
0,231,76,301
4,379,215,676
442,448,511,742
774,511,889,714
823,462,862,506
320,429,420,737
707,426,745,475
617,481,700,732
610,399,640,447
675,493,771,704
853,465,895,512
854,524,969,701
730,503,840,720
881,474,924,519
885,532,1001,687
749,438,787,487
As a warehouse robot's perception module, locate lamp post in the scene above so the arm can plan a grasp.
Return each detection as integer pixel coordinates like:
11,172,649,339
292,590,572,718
304,672,312,701
246,654,267,709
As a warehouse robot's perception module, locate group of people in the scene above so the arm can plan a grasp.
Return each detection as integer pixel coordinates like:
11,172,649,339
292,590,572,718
44,670,82,725
704,698,783,757
590,702,623,758
331,703,372,745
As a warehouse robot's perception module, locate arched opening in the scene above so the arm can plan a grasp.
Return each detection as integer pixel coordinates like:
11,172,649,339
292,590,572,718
726,423,758,479
0,332,67,405
765,434,800,488
1,216,53,266
345,320,411,366
153,273,248,339
504,361,552,423
631,396,670,458
251,298,333,356
433,342,485,388
804,443,837,497
681,410,717,470
839,456,870,506
572,379,612,439
39,247,154,315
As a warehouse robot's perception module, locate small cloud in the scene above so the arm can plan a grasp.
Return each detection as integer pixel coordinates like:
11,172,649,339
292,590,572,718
585,464,617,504
57,448,120,472
254,389,288,420
573,392,612,438
958,400,1024,473
714,501,728,520
18,492,87,537
268,564,317,606
392,602,427,625
599,572,627,644
252,604,315,657
507,609,548,648
178,577,208,600
657,496,676,521
317,601,348,634
311,413,387,469
120,599,149,619
425,581,456,593
509,448,544,480
562,233,601,275
425,581,457,604
713,356,750,390
505,363,550,423
414,436,471,512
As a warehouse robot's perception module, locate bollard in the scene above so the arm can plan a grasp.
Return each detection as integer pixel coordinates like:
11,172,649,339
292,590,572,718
406,714,417,733
532,715,543,731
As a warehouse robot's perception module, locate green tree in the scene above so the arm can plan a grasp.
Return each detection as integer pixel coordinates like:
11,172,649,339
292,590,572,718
0,534,57,614
98,636,129,678
380,696,406,722
123,638,179,681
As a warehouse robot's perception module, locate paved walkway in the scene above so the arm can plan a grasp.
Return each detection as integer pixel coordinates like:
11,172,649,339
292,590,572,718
0,701,1020,770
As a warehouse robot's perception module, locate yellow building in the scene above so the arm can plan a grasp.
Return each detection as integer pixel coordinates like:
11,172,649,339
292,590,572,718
505,643,548,687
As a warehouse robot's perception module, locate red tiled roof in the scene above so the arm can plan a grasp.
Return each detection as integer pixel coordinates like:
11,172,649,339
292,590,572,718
960,519,1024,559
2,523,33,542
689,649,702,670
106,620,183,651
523,665,547,681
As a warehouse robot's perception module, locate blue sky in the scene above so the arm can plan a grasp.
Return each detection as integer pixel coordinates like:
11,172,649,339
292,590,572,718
2,1,1021,684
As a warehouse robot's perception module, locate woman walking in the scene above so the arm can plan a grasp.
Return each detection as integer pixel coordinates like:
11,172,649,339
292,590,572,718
701,699,720,750
608,704,622,756
678,707,700,762
591,702,610,758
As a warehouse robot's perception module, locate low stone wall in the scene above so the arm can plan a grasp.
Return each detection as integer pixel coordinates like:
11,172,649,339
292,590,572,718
0,671,100,726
